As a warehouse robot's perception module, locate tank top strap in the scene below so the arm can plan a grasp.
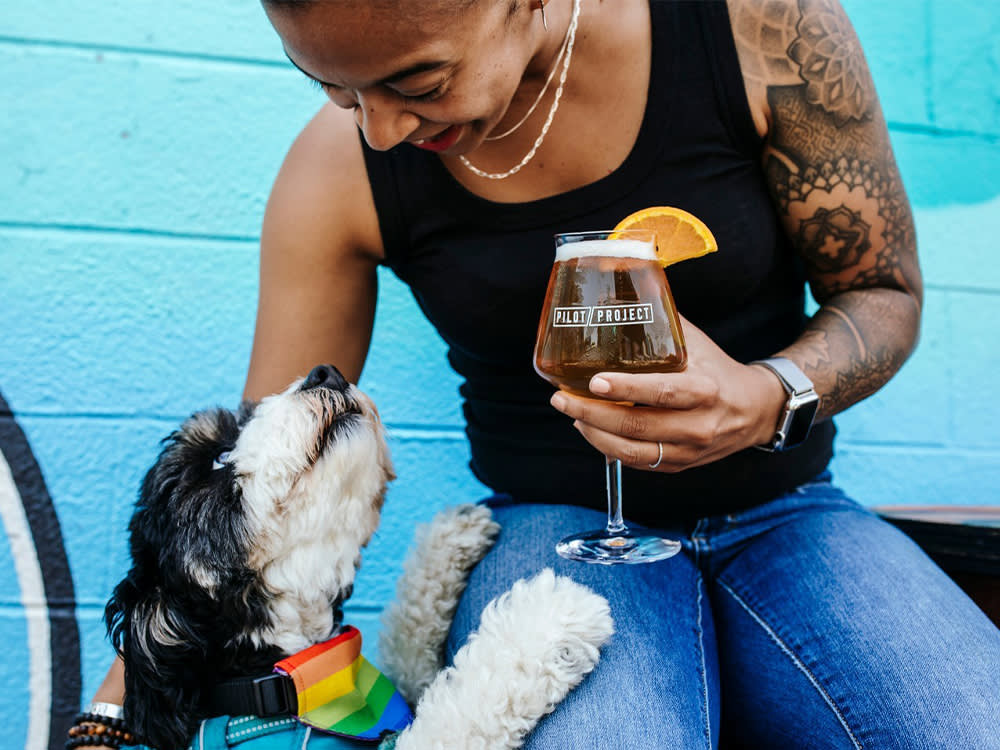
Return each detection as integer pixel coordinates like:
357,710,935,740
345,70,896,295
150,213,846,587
655,0,763,159
690,0,764,158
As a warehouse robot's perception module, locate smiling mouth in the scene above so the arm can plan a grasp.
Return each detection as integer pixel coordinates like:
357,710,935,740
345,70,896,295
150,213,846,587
412,124,462,152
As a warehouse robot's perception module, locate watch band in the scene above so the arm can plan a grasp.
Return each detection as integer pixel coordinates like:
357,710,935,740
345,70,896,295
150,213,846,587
750,357,820,452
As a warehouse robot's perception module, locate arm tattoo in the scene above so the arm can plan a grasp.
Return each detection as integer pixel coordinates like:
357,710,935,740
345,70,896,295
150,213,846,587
765,85,915,300
803,296,913,418
757,0,921,418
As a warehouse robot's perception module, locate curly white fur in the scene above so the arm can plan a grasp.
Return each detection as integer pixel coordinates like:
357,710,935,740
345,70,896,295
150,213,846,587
379,504,501,704
393,569,615,750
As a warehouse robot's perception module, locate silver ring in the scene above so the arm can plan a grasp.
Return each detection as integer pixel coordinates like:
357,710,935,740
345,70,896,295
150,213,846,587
648,441,664,469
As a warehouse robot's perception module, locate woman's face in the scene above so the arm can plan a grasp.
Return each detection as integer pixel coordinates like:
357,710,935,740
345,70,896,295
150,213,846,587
264,0,537,154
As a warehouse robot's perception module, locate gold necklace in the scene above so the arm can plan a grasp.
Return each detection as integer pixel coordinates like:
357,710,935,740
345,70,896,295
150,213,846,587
459,0,581,180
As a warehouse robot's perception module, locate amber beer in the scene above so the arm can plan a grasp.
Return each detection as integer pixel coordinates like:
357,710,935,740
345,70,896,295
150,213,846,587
534,236,686,397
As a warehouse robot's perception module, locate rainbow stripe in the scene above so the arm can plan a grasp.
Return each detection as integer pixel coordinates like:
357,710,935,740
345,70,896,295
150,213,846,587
275,626,413,741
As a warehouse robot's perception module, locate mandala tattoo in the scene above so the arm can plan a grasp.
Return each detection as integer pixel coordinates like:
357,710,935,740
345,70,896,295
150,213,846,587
787,0,873,125
728,0,801,87
757,0,920,416
766,140,914,297
796,205,871,272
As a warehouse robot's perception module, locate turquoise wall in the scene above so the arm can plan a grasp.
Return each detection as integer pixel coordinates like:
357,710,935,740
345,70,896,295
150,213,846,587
1,2,997,747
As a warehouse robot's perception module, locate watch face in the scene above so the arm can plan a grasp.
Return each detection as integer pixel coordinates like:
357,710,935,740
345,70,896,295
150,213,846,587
784,392,821,448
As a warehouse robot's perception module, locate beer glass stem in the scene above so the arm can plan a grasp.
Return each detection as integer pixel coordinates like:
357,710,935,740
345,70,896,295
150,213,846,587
605,457,627,535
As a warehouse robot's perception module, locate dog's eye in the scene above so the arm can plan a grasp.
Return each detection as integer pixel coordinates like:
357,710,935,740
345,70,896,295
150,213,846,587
212,451,231,471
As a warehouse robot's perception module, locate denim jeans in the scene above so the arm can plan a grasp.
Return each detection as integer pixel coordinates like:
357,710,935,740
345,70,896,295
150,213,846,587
445,476,1000,749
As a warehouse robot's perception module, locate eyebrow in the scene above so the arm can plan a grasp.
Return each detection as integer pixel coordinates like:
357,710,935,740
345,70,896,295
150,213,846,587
283,49,448,89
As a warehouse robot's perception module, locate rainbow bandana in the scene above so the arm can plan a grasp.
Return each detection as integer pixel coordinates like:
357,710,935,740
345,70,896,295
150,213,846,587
274,626,413,742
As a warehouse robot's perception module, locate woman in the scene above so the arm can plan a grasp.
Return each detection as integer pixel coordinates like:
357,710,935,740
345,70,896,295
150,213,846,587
82,0,1000,747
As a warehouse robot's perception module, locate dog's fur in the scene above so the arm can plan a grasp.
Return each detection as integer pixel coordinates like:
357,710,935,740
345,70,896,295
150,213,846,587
106,365,613,750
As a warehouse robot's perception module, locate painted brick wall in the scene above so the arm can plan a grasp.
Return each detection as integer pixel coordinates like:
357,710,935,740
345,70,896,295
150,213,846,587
1,2,997,746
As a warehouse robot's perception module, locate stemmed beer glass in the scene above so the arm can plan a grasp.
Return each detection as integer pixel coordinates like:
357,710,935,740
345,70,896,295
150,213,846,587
534,230,686,564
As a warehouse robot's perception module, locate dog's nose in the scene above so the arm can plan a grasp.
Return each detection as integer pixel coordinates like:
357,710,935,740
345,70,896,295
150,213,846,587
302,364,349,392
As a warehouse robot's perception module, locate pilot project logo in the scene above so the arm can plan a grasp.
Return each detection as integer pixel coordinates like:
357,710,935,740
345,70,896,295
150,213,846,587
553,303,654,328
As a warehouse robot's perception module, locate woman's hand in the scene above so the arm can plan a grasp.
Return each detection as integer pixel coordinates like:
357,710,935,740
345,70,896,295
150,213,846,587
549,316,787,472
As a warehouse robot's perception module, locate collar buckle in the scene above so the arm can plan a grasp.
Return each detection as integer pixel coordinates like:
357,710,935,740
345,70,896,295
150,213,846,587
251,674,297,717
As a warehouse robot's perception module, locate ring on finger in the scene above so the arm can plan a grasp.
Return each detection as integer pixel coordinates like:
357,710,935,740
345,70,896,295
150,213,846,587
648,441,664,469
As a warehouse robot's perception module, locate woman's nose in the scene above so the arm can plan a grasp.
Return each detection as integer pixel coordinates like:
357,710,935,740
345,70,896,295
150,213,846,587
354,90,421,151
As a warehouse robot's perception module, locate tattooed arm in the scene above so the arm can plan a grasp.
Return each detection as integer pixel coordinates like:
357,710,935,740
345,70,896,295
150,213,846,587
732,0,922,420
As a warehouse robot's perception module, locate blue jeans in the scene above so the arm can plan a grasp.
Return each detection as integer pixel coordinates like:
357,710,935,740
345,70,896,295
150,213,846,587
445,476,1000,749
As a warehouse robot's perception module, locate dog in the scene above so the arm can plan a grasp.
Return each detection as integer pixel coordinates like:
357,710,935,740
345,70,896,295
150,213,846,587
106,364,614,750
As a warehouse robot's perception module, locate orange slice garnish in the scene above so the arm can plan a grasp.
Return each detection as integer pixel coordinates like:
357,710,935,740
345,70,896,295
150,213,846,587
613,206,718,267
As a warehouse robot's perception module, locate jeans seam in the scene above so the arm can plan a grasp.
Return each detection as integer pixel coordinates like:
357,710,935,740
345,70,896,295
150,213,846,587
692,518,709,569
716,579,863,750
695,572,712,750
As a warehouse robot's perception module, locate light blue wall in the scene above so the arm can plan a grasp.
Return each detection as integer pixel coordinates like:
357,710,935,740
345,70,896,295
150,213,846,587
1,1,998,746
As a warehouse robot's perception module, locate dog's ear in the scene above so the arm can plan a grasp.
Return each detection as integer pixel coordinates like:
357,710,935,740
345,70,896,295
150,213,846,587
106,576,209,750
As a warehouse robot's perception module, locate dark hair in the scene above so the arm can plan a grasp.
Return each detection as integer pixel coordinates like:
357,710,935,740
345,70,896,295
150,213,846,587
261,0,520,34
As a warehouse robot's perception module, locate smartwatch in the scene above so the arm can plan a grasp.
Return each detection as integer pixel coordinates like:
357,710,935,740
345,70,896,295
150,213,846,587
750,357,820,452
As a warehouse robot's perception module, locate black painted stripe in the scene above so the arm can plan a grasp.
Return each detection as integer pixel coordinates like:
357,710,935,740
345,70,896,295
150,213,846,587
0,391,82,749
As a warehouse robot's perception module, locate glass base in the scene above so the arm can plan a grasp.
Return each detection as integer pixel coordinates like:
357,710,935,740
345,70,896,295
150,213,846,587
555,529,682,565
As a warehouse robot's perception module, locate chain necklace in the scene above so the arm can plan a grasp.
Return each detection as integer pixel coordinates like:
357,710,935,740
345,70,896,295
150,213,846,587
483,11,573,142
459,0,582,180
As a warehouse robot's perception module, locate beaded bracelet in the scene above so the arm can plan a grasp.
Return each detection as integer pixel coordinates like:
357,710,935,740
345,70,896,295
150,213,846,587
66,710,138,750
66,736,123,749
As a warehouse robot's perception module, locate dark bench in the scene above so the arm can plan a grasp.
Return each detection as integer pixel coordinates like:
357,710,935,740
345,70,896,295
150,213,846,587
876,506,1000,627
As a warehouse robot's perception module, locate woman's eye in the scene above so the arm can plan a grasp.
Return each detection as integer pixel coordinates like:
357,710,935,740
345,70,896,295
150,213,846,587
400,84,447,102
308,76,446,106
310,79,358,108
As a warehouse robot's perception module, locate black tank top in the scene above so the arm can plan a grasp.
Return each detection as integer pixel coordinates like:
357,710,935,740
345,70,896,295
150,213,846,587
360,0,835,524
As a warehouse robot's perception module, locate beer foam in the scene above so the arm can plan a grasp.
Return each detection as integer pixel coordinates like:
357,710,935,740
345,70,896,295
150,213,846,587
555,238,657,262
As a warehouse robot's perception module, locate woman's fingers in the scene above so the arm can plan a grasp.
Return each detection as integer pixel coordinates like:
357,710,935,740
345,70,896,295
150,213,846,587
550,372,717,439
571,421,706,472
551,392,719,449
549,393,658,440
588,371,718,409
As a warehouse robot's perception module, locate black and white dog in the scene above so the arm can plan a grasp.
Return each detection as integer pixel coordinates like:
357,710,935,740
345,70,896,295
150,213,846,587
106,364,613,750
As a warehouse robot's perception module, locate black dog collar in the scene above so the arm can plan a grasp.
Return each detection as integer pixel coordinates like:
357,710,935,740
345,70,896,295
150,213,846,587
205,673,298,717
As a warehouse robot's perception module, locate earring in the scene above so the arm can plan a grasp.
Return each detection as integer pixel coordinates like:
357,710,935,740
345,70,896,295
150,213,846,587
539,0,548,29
